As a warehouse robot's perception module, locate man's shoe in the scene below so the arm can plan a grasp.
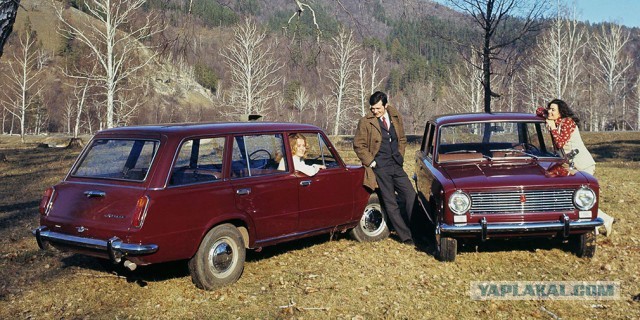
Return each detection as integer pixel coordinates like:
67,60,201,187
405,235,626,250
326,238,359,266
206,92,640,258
402,239,415,246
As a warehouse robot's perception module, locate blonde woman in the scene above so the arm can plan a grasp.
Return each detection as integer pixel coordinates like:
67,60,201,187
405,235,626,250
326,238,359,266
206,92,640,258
278,133,325,176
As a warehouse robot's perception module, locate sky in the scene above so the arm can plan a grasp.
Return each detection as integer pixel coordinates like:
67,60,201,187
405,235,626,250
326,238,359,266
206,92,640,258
574,0,640,28
430,0,640,28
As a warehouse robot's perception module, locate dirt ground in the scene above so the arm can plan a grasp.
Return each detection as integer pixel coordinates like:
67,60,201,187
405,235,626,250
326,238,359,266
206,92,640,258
1,132,639,319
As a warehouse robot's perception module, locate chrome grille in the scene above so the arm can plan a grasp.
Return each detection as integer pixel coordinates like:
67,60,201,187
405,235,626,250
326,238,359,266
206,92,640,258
469,189,575,214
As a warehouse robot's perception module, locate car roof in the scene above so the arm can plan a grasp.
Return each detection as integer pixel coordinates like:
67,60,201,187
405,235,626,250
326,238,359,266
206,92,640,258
431,112,544,126
94,122,322,137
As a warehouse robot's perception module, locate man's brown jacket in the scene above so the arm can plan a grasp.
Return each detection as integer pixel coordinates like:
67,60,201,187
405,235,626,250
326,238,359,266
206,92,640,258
353,104,407,191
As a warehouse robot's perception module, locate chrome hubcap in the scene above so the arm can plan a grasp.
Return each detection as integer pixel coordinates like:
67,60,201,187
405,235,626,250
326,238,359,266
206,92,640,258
208,237,236,276
361,205,386,236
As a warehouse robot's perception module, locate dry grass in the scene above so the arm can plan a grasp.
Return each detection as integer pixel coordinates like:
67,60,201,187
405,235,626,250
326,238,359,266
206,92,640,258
1,133,640,319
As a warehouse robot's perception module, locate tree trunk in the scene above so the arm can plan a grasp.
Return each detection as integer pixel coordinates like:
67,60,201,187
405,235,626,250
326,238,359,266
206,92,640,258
0,0,20,58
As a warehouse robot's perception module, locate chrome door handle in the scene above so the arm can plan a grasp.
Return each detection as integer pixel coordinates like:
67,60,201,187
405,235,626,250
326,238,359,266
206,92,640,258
300,180,312,186
84,190,106,198
236,188,251,195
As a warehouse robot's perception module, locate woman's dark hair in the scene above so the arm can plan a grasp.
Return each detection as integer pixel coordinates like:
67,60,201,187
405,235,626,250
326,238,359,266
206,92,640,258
369,91,387,106
547,99,580,126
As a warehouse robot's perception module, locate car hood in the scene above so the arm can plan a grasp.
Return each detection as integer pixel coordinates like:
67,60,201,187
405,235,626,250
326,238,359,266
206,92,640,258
440,160,591,190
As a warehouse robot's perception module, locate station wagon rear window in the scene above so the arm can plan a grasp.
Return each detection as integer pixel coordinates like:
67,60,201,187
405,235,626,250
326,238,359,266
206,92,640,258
72,139,159,181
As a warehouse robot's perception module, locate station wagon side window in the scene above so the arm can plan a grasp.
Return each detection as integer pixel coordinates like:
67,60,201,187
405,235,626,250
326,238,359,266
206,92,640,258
231,134,286,178
169,137,225,186
292,133,340,169
73,139,158,181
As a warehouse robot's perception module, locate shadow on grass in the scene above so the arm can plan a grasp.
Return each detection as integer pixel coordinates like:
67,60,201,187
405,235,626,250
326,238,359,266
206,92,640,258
589,139,640,162
60,254,190,288
54,234,345,288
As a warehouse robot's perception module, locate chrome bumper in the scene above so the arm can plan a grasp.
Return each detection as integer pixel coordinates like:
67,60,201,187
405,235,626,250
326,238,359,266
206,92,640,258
33,226,158,263
440,215,604,241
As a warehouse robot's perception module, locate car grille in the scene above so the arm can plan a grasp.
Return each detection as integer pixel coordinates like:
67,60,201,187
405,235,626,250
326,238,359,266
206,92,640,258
469,189,575,214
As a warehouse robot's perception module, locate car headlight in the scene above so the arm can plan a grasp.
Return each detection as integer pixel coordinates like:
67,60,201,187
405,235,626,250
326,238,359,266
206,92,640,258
448,190,471,215
574,186,596,210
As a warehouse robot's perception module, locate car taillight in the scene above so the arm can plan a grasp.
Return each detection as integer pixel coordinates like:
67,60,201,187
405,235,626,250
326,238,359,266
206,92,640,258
39,187,55,216
132,195,150,228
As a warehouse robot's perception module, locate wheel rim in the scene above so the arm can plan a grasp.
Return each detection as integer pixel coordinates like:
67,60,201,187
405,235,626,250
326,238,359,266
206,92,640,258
207,236,238,278
360,204,386,237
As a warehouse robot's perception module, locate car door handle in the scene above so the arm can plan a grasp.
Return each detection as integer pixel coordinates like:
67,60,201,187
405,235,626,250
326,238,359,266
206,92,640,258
84,190,106,198
236,188,251,195
300,180,312,186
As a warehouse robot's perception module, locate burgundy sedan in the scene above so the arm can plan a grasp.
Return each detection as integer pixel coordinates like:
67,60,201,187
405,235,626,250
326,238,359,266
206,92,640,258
34,122,389,289
414,113,603,262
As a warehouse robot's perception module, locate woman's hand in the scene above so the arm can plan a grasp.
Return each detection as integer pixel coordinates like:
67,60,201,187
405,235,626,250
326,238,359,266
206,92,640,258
545,119,557,130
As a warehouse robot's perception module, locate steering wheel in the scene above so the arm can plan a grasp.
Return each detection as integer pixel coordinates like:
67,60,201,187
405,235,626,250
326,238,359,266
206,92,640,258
249,149,272,161
520,143,540,153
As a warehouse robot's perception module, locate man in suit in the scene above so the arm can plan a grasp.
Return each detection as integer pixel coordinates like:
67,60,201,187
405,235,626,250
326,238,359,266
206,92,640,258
353,91,415,245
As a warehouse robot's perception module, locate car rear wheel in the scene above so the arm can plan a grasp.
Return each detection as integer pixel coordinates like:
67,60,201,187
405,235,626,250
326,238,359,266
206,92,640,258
437,237,457,262
189,224,246,290
571,229,596,258
350,193,390,242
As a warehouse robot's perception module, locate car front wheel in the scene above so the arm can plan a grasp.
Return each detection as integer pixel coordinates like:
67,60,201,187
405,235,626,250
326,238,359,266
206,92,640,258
350,193,390,242
571,229,596,258
189,224,246,290
437,236,457,262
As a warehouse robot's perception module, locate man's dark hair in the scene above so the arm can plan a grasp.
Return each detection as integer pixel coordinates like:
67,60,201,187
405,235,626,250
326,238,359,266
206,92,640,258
369,91,387,106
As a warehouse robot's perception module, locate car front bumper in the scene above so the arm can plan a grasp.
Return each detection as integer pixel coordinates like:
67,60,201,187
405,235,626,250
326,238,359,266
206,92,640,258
439,215,604,240
33,226,158,263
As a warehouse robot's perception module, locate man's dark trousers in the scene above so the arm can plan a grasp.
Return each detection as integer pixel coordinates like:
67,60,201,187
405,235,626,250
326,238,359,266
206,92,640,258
373,163,414,242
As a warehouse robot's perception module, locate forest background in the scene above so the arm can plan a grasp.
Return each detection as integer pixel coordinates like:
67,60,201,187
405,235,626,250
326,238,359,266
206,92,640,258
2,0,640,139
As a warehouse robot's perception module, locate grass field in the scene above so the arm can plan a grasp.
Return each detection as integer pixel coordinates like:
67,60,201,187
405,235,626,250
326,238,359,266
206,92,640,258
1,132,639,319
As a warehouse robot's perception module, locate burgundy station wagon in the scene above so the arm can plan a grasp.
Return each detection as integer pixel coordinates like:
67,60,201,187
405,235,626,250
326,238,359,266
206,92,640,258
34,122,389,289
414,113,603,262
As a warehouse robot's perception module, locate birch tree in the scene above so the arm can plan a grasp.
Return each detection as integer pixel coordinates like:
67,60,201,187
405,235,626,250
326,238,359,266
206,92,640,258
2,23,43,142
533,5,586,101
292,86,309,122
221,18,283,117
446,48,484,114
327,28,360,135
590,23,632,130
357,50,385,117
53,0,161,128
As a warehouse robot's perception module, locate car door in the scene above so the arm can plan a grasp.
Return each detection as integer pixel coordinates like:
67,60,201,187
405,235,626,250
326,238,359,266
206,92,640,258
229,133,299,242
292,133,353,231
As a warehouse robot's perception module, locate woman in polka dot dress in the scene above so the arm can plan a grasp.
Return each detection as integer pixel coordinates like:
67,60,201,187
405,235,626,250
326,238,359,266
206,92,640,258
536,99,615,236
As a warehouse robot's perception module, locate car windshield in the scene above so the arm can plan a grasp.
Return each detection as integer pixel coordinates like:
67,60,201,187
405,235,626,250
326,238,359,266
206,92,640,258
437,121,561,162
72,139,159,181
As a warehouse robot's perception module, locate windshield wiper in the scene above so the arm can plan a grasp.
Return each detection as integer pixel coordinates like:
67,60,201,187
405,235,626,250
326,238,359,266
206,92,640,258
489,148,539,160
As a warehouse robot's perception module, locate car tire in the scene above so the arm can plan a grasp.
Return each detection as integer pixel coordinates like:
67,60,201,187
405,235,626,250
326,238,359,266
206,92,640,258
571,229,596,258
189,224,246,290
437,237,457,262
350,193,390,242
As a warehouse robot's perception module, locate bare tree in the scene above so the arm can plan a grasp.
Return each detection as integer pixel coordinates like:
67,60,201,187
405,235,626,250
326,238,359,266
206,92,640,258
327,28,360,135
292,86,309,122
401,81,438,134
533,4,586,101
2,23,43,142
447,0,548,112
590,23,632,130
0,0,19,58
221,18,283,118
357,50,385,117
67,77,93,138
53,0,161,128
445,48,484,114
